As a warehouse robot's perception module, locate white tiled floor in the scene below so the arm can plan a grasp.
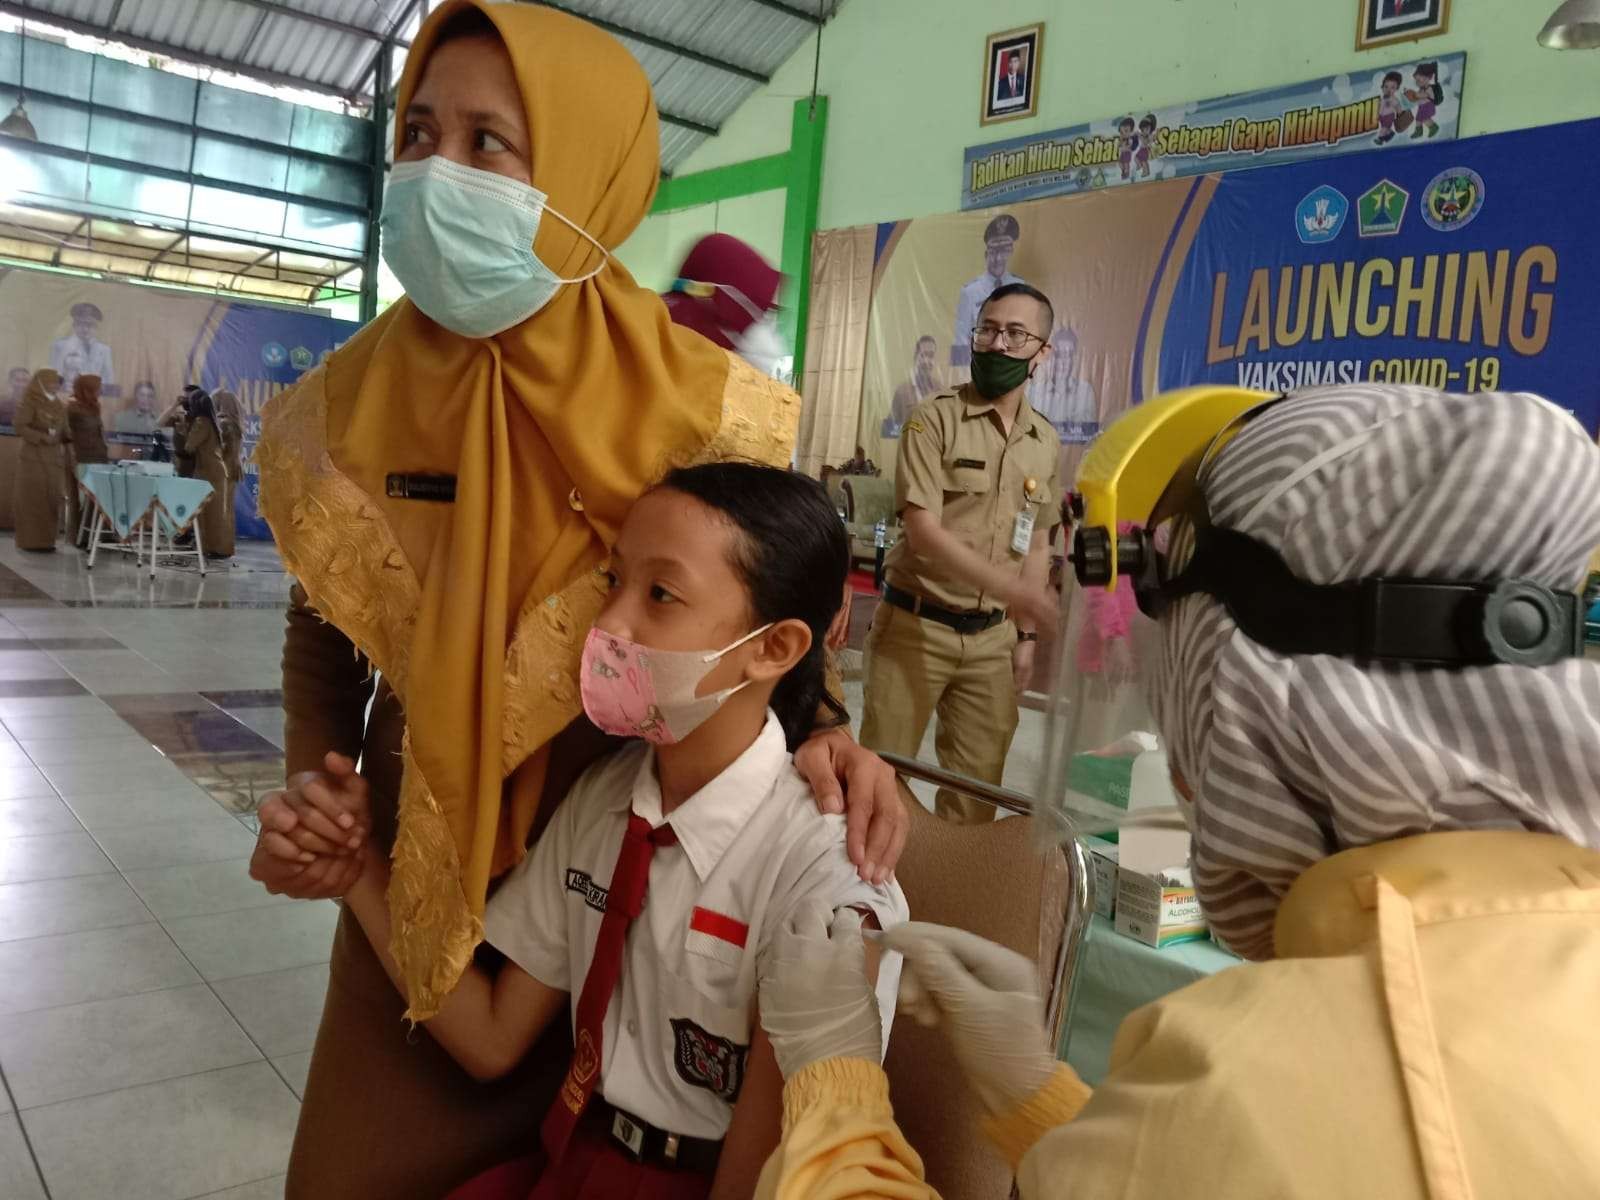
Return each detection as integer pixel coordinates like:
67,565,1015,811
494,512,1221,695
0,539,307,1199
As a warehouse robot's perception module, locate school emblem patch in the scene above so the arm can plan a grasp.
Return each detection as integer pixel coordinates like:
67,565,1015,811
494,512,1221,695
670,1018,748,1103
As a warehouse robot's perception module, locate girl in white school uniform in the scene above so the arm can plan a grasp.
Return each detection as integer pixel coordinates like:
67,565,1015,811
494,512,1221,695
324,462,907,1200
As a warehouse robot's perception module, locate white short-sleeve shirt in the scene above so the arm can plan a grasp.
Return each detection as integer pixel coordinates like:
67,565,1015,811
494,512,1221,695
484,712,908,1141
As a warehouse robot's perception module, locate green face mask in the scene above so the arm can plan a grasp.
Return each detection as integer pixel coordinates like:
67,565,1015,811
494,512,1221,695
969,349,1035,400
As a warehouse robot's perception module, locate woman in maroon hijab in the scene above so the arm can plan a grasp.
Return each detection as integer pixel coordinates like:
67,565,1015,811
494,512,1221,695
663,233,787,376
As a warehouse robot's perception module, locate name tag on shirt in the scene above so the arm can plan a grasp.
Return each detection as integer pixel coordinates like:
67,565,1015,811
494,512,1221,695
385,472,456,502
1011,508,1035,554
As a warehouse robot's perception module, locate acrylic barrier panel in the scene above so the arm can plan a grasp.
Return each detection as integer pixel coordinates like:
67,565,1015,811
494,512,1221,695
1035,572,1173,850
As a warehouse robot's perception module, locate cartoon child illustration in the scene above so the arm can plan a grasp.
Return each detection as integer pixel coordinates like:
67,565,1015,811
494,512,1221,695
1136,114,1158,178
1375,70,1405,145
1117,116,1137,179
1405,61,1444,139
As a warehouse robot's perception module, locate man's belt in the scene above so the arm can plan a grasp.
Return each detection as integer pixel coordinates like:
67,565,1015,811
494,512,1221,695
587,1098,723,1174
883,584,1007,634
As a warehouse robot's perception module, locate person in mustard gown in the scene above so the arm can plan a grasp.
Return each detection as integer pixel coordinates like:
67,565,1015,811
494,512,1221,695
12,369,69,552
245,5,908,1197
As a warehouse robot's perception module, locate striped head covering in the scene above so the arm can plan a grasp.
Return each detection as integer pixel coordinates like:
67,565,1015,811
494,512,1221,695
1150,385,1600,960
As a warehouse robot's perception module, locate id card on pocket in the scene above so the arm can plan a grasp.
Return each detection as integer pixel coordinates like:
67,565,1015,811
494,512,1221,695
1011,508,1035,554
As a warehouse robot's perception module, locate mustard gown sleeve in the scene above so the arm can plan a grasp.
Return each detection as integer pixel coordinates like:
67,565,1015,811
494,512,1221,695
980,1065,1093,1171
754,1060,1092,1200
755,1060,939,1200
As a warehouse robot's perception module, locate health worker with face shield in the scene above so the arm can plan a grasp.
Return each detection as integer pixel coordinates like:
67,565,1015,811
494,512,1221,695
751,383,1600,1200
244,4,909,1196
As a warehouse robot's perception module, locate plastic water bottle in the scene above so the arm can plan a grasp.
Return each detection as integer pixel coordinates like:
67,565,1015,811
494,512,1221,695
874,519,887,548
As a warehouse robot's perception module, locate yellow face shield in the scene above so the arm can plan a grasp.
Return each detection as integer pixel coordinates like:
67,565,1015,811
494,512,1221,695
1071,386,1276,589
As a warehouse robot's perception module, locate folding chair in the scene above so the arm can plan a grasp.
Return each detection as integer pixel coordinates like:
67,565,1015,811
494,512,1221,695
877,753,1094,1199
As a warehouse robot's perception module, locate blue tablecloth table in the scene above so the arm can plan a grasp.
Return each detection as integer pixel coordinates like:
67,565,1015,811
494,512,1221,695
1059,914,1242,1085
78,464,215,576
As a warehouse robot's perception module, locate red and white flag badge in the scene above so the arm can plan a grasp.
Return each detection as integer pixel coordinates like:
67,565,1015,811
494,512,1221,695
686,906,749,965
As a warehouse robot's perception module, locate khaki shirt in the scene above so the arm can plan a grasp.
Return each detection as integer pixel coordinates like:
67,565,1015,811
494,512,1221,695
885,384,1061,611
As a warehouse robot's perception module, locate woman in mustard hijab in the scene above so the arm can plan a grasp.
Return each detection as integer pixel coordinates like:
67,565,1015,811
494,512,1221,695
247,5,907,1197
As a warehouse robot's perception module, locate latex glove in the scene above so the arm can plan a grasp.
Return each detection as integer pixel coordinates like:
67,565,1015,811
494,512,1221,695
759,901,882,1080
878,922,1058,1115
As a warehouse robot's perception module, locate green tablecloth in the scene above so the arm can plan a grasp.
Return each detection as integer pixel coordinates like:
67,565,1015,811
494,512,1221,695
1060,914,1241,1084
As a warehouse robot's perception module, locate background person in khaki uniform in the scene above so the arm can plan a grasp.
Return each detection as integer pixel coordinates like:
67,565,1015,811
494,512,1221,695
183,389,235,558
861,283,1061,823
214,390,245,537
65,373,108,545
12,369,69,552
159,388,196,477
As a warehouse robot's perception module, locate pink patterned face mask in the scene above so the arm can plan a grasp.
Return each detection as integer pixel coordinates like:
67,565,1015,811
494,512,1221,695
579,624,772,745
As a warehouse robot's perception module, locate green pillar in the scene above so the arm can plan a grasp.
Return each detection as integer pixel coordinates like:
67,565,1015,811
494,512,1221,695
645,96,828,382
651,154,789,214
779,96,828,382
359,43,391,325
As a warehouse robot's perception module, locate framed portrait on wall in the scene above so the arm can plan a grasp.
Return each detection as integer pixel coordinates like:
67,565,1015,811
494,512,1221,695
1356,0,1451,51
981,23,1043,126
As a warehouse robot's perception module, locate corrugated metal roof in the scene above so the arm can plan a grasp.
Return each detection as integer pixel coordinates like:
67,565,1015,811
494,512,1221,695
0,200,360,302
3,0,844,172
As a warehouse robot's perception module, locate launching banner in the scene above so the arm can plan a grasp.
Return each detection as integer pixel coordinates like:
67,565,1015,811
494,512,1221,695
0,268,357,539
864,118,1599,484
961,53,1465,211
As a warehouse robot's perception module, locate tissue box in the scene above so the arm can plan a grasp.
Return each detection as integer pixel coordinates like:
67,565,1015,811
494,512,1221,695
1066,753,1138,810
1114,863,1208,948
1085,836,1119,920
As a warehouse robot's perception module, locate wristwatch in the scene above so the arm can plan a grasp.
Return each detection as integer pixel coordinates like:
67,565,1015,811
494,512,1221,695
1016,630,1039,644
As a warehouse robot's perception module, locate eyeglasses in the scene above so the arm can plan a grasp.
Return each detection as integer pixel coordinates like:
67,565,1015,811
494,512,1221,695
971,322,1045,352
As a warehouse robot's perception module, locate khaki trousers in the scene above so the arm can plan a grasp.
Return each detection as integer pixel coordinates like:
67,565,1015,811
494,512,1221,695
859,600,1019,824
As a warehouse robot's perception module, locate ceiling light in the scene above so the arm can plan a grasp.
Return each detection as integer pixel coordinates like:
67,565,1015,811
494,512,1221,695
1539,0,1600,47
0,98,37,141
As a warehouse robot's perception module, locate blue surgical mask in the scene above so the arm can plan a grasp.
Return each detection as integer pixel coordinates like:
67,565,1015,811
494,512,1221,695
379,156,608,339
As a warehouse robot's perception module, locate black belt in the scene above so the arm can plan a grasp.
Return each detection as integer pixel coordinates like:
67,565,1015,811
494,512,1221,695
884,584,1007,634
586,1098,723,1174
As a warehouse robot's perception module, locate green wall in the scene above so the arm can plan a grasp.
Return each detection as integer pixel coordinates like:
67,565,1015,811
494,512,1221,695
615,190,785,293
671,0,1600,234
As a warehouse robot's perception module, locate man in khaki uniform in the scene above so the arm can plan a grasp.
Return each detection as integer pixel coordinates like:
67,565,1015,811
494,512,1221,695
862,283,1062,823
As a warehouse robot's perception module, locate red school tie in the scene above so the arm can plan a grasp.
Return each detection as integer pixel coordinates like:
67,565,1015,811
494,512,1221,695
541,812,678,1163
